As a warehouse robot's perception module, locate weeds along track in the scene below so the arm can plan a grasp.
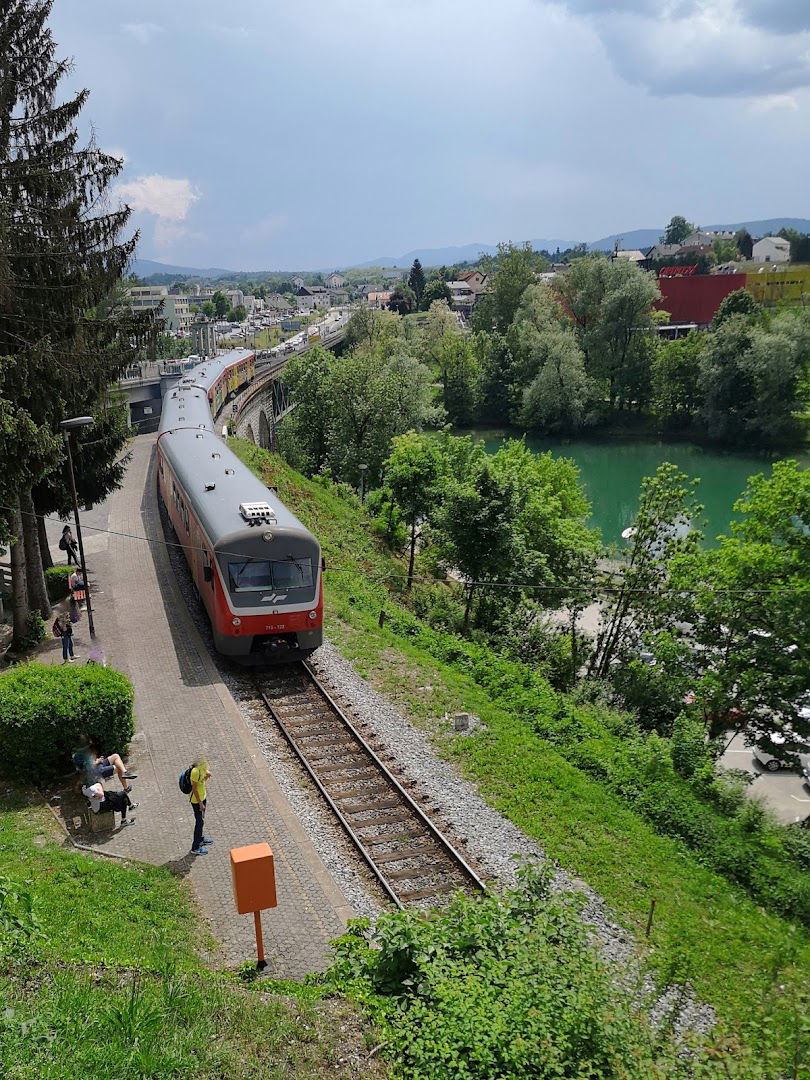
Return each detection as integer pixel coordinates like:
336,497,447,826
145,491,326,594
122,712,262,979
254,662,488,908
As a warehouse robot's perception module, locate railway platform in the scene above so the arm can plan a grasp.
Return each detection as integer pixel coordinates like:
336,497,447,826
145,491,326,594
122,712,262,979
40,433,352,975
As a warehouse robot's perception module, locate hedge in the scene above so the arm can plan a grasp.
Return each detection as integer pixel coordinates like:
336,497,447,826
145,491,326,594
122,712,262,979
0,663,135,781
45,566,73,603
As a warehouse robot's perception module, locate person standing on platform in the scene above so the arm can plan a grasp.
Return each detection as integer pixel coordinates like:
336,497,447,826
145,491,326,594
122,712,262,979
54,611,75,662
190,758,213,855
59,525,79,565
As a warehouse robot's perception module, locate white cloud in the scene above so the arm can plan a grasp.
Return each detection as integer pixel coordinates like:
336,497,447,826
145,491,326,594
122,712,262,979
556,0,810,97
750,94,800,114
115,175,201,255
121,22,163,45
115,174,200,222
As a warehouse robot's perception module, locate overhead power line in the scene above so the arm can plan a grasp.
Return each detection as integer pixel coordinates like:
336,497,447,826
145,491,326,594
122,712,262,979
2,504,804,603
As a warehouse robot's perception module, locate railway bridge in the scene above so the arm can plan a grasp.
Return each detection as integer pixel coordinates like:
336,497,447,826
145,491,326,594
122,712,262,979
229,323,348,449
117,321,348,433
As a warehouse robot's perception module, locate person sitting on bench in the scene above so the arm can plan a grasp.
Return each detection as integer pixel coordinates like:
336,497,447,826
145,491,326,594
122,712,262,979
82,782,137,826
73,739,137,792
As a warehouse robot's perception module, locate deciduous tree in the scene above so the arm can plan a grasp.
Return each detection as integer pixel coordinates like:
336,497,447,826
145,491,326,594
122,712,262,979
383,433,443,588
734,228,753,260
212,291,229,318
651,332,704,428
471,243,547,334
661,215,696,245
421,277,452,308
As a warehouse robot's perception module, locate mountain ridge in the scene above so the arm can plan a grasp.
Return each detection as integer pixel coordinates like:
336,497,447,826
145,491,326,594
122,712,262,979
132,217,810,278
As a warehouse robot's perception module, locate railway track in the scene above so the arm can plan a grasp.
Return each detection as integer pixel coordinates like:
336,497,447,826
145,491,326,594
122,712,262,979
255,662,488,908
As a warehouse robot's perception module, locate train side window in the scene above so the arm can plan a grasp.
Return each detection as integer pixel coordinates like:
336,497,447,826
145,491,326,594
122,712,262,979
203,552,215,586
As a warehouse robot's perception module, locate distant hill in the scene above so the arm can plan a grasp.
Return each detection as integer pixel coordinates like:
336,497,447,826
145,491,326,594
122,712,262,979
131,258,234,280
588,218,810,253
353,238,579,269
131,218,810,279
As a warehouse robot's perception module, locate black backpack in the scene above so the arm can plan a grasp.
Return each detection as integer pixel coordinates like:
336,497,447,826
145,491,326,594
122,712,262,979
178,767,193,795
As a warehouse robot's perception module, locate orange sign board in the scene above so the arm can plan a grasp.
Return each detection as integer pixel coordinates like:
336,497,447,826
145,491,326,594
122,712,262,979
230,843,277,914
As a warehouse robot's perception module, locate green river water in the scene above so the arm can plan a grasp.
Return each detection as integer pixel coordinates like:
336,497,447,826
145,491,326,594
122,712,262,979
478,433,810,547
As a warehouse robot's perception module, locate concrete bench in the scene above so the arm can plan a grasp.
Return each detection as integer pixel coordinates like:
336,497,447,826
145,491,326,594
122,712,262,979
85,806,116,833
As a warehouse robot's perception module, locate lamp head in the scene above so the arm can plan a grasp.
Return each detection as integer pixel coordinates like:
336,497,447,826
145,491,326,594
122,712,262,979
60,416,94,431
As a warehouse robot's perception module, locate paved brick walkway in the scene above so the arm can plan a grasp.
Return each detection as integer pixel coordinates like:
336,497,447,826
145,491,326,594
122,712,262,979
49,434,351,975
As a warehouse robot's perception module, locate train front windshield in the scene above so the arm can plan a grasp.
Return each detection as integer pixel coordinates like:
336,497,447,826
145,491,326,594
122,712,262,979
227,557,314,594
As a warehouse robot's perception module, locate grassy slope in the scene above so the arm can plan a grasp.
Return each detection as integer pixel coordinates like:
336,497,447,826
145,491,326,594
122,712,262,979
232,438,809,1052
0,793,384,1080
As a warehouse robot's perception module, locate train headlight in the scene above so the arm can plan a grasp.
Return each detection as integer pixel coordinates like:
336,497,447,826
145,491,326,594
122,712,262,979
308,610,318,620
232,617,242,627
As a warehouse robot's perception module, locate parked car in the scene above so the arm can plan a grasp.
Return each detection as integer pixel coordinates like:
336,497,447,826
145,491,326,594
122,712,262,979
752,730,810,772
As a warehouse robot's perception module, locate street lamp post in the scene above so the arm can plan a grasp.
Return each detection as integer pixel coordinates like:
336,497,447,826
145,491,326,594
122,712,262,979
59,416,96,639
358,463,368,505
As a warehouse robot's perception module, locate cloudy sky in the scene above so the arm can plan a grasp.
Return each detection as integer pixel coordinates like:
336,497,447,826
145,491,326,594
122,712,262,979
49,0,810,270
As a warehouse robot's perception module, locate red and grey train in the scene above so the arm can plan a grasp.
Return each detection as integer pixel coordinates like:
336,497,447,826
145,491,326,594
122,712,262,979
156,349,324,662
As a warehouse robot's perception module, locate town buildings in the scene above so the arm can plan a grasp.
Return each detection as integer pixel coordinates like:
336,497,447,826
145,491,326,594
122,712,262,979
126,286,193,334
752,236,790,264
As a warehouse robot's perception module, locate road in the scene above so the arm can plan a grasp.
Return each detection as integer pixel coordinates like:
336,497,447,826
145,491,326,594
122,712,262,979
718,732,810,824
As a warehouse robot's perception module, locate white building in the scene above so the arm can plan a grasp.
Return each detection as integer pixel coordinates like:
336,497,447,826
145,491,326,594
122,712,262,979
126,286,192,334
326,272,346,289
225,289,245,310
447,280,476,315
752,236,790,264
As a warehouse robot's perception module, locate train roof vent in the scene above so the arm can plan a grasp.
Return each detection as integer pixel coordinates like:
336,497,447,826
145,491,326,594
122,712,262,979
239,501,277,523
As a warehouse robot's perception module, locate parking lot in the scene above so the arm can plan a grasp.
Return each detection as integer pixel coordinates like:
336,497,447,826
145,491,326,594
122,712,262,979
719,732,810,823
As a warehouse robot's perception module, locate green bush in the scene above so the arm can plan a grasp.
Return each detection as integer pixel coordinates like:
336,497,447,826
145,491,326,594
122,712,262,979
0,663,134,780
45,566,73,602
321,866,746,1078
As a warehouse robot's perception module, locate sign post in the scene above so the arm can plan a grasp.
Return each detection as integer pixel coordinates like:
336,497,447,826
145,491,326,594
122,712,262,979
229,842,278,970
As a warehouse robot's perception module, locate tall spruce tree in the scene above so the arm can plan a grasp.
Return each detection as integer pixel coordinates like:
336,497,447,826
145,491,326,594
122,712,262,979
408,258,426,309
0,1,142,646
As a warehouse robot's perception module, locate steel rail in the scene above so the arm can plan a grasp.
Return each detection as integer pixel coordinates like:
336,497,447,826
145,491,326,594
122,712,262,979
257,661,487,907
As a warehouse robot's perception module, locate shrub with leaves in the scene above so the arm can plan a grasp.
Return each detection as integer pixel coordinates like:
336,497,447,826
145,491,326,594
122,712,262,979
0,662,134,780
323,865,710,1079
44,565,72,602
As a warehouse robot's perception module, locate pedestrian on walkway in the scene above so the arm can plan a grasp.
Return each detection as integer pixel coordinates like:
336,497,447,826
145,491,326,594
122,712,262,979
82,781,138,826
54,611,76,662
59,525,79,565
190,758,213,855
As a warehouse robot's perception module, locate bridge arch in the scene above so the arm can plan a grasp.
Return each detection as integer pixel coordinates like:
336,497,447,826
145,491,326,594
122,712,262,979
258,410,271,449
245,423,255,444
